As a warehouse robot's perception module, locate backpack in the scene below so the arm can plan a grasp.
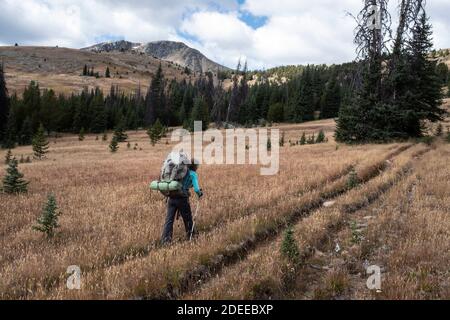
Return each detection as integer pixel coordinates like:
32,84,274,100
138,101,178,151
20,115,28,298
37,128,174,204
160,151,190,182
150,151,190,197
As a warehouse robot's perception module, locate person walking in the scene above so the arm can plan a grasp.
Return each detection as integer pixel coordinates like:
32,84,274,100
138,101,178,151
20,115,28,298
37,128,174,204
161,159,203,244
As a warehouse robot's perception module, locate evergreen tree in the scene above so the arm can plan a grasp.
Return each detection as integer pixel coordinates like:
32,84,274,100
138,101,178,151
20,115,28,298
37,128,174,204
145,64,165,126
90,90,106,133
83,65,88,76
113,121,128,142
436,63,448,85
102,132,108,141
33,194,61,238
147,118,164,146
267,103,284,123
300,132,306,145
316,130,326,143
189,96,210,131
406,12,444,128
18,117,33,145
298,67,316,121
279,131,285,147
32,124,49,159
337,4,444,142
109,136,119,153
320,75,341,119
306,134,315,145
2,111,17,149
105,67,111,78
2,158,28,194
4,149,12,164
39,89,58,133
0,62,10,145
347,168,360,189
78,127,85,141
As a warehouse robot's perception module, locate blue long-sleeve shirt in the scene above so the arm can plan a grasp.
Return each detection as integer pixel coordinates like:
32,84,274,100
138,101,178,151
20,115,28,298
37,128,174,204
182,170,201,196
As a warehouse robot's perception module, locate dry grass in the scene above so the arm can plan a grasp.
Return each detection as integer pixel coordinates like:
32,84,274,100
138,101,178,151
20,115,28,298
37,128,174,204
183,144,426,300
0,119,448,300
347,143,450,299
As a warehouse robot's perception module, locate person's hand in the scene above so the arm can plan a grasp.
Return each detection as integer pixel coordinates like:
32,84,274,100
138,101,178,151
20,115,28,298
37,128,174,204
197,189,204,199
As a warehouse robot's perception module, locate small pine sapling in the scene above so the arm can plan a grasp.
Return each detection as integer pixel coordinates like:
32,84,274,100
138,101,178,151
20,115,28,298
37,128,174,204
147,119,164,146
5,149,12,165
300,132,306,145
32,124,49,160
109,137,119,153
316,130,326,143
33,194,61,238
347,168,359,189
279,131,285,147
78,127,85,141
281,227,300,265
2,158,29,194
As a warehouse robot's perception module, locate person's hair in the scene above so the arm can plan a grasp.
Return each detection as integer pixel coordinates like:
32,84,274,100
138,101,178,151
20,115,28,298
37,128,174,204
189,158,200,171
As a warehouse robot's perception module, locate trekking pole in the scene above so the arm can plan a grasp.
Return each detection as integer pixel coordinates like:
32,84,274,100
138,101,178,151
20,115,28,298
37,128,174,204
190,199,201,241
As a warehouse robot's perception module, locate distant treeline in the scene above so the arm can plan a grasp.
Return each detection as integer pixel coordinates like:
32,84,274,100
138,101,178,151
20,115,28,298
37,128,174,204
0,60,357,148
0,50,448,148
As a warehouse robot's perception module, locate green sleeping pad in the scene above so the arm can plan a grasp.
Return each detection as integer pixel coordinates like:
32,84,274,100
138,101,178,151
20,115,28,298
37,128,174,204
150,180,182,192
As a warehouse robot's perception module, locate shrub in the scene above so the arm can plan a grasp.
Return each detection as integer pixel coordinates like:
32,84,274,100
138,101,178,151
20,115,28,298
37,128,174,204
347,168,359,189
435,123,443,137
420,136,434,146
281,227,300,265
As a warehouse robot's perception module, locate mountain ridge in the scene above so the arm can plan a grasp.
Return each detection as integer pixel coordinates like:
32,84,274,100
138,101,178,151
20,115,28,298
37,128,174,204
82,40,230,74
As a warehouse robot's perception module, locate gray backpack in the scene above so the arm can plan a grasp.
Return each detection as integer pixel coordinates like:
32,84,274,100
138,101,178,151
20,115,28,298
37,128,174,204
160,151,190,182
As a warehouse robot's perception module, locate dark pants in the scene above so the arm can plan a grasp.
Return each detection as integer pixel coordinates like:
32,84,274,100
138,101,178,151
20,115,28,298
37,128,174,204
161,197,193,244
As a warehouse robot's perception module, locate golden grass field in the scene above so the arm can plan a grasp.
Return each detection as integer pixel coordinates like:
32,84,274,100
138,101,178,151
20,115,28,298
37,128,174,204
0,118,449,300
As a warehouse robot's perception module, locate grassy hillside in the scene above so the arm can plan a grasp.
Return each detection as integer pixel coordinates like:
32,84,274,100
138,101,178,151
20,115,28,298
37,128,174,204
0,46,199,96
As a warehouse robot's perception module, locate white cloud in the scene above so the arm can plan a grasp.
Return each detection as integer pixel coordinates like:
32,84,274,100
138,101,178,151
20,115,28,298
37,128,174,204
181,0,450,69
0,0,449,69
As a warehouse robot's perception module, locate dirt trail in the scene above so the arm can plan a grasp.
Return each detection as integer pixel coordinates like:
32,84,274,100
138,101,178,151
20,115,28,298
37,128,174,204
150,145,414,300
184,144,428,300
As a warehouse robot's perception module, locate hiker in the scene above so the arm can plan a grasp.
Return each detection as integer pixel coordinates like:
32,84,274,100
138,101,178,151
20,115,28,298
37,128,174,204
161,159,203,244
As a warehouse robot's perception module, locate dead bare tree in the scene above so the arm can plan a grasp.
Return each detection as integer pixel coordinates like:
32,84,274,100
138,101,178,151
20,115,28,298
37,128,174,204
393,0,425,55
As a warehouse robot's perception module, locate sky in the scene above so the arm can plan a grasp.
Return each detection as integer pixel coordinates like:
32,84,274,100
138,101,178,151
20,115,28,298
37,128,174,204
0,0,449,70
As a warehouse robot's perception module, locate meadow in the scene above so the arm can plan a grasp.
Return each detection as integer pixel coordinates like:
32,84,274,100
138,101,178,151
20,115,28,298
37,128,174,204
0,119,449,300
